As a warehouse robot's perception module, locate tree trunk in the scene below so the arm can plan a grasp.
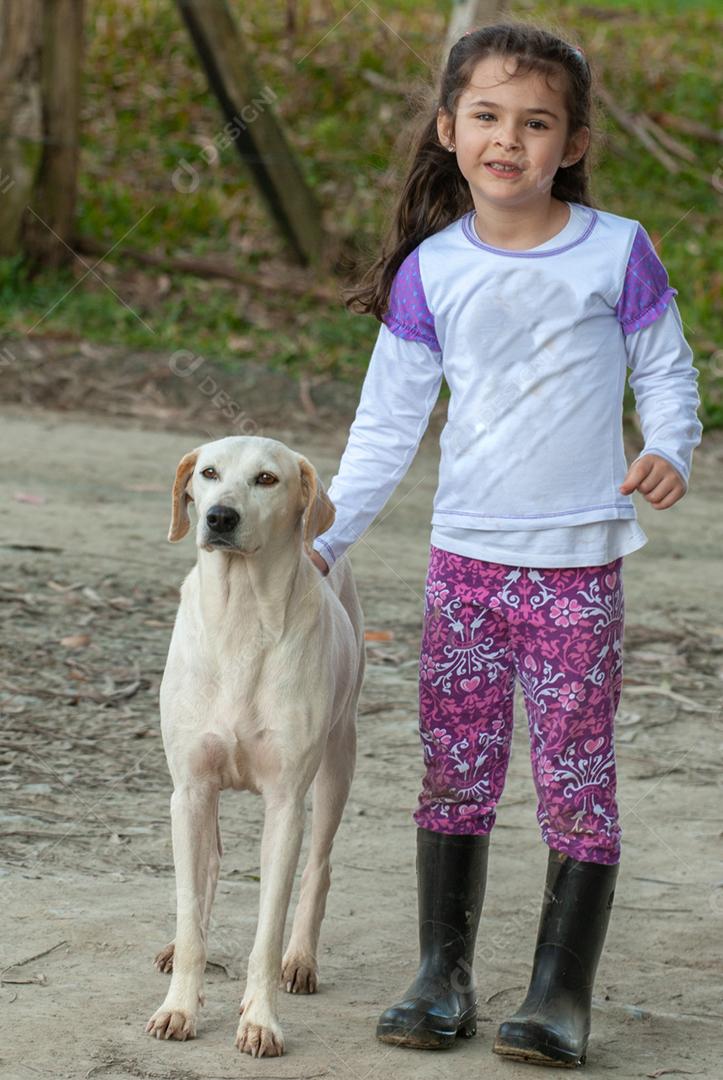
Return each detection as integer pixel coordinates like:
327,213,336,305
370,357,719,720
0,0,43,257
446,0,509,54
23,0,85,268
176,0,325,268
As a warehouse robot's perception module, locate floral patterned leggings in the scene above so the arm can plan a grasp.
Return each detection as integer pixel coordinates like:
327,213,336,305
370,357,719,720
413,545,625,865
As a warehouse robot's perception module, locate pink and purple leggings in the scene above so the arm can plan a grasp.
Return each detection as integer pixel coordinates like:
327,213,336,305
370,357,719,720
413,545,624,865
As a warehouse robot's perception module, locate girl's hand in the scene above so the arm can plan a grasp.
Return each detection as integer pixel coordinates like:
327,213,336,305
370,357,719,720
310,549,330,576
619,454,686,509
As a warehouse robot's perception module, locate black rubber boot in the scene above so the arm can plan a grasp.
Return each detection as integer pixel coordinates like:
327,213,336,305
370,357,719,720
376,827,489,1049
493,848,619,1068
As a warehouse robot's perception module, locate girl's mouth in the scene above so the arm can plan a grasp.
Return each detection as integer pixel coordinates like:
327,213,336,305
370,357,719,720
484,162,523,179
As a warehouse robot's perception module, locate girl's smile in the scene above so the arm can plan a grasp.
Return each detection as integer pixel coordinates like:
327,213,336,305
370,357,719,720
483,161,524,179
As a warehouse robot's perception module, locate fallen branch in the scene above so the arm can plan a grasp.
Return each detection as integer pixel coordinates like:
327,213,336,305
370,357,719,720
615,904,692,913
1,678,144,705
637,114,696,163
73,235,338,302
597,86,719,188
655,111,723,145
85,1059,328,1080
597,85,680,173
361,68,405,94
1,939,68,984
623,683,717,711
648,1070,701,1078
592,996,723,1025
632,876,688,886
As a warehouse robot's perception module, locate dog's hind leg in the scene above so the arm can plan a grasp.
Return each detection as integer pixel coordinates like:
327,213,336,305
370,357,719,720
282,717,357,995
154,804,223,974
146,783,220,1041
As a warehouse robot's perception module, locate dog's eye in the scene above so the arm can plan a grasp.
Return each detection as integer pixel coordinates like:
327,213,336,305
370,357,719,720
201,467,219,480
256,473,277,486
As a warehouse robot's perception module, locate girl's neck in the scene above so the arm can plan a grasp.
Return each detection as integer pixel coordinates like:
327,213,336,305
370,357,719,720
472,196,571,251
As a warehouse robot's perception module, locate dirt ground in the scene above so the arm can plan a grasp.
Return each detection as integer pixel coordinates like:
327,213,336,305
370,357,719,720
1,348,722,1080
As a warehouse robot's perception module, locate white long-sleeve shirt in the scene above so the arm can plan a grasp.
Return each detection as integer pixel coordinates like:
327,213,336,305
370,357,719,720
313,201,703,570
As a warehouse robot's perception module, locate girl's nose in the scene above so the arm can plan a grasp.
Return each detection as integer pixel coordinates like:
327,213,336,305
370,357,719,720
495,131,521,150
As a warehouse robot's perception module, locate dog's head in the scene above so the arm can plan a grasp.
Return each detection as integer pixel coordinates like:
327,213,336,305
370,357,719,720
168,436,335,558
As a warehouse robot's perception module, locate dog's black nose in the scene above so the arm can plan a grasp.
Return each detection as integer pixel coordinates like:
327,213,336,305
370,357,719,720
206,504,240,534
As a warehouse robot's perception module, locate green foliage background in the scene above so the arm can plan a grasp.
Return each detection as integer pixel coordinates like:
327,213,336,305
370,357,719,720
2,0,720,425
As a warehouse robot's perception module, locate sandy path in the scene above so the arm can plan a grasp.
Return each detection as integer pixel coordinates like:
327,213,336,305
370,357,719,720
1,406,722,1080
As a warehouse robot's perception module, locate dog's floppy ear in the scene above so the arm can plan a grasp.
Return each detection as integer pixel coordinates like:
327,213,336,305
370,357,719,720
168,449,200,542
298,456,335,555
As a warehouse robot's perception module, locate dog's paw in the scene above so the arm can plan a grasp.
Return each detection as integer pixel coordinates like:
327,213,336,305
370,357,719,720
153,942,174,974
145,1004,196,1041
236,996,284,1057
281,953,318,994
235,1015,284,1057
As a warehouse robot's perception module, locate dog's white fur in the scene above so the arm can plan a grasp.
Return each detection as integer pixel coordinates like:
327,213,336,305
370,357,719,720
145,436,365,1057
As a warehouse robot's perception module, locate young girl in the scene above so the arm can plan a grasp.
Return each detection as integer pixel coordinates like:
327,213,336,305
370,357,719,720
310,21,702,1069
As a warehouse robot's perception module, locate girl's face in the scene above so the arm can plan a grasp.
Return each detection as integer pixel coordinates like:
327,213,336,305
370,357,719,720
438,54,589,211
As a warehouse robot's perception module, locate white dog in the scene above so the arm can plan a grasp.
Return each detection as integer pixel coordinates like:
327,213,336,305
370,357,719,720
146,436,365,1057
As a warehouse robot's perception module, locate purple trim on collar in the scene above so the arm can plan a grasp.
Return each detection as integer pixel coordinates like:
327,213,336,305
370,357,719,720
382,246,441,352
461,203,598,257
615,223,678,335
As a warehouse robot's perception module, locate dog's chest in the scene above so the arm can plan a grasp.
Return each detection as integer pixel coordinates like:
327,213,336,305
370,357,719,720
161,643,290,790
163,647,267,726
184,728,271,793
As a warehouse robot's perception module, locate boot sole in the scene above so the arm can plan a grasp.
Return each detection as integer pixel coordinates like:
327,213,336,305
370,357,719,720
377,1013,477,1050
493,1034,584,1068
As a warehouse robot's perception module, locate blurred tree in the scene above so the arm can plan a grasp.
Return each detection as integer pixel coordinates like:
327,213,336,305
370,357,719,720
0,1,43,257
177,0,325,267
0,0,84,267
24,0,85,268
446,0,509,53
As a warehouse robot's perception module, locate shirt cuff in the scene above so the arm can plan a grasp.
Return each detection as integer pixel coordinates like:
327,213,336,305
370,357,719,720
312,537,337,566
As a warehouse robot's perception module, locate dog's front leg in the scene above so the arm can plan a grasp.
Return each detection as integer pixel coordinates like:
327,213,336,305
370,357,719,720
146,782,219,1041
154,802,222,974
236,791,306,1058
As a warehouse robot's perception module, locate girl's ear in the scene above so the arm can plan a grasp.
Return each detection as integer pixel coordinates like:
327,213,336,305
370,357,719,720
437,106,454,148
562,125,591,168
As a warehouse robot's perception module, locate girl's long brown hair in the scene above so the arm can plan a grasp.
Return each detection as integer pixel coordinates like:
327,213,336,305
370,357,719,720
345,20,599,321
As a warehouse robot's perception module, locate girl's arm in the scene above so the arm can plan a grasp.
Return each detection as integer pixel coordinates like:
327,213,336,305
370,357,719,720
312,323,444,568
622,298,703,502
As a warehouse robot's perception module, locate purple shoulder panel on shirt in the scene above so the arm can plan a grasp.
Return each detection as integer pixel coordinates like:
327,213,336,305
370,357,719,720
615,223,678,335
382,246,441,352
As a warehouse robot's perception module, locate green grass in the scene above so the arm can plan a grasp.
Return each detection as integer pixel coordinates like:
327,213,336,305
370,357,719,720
1,0,721,423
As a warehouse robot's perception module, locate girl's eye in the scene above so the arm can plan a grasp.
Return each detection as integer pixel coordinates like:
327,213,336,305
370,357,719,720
256,473,277,486
201,467,219,480
475,113,547,129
